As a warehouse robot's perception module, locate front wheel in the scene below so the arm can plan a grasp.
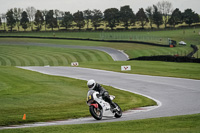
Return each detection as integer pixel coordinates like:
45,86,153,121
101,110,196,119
89,106,103,120
114,103,122,118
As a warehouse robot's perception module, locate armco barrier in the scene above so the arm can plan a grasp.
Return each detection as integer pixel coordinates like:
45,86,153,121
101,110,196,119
0,36,169,47
129,55,200,63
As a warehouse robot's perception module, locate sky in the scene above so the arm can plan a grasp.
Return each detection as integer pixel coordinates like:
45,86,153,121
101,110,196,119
0,0,200,15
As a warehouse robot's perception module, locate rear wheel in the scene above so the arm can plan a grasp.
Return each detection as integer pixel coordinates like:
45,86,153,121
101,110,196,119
114,103,122,118
89,106,103,120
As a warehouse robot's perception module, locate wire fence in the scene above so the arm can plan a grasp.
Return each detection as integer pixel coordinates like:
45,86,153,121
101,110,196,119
100,32,169,45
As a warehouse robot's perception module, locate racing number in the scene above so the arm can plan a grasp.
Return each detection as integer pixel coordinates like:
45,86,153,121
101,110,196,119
87,95,91,101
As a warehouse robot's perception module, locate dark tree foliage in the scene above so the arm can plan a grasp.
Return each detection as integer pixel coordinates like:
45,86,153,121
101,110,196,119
46,10,58,31
193,13,200,24
61,12,73,30
168,8,182,27
34,10,44,31
91,9,103,30
20,11,29,31
136,8,149,29
119,5,135,30
6,9,16,31
183,9,199,26
73,11,85,30
152,5,163,28
83,9,92,29
104,8,119,30
2,5,200,31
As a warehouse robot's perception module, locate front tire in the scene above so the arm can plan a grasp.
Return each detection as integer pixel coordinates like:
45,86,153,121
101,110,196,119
114,103,122,118
89,106,103,120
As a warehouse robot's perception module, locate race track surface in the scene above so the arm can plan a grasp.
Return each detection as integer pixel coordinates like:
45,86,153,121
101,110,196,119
1,66,199,129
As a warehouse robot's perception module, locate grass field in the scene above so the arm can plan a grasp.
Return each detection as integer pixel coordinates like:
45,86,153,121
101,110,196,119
0,66,156,126
1,28,199,57
0,38,194,60
1,114,200,133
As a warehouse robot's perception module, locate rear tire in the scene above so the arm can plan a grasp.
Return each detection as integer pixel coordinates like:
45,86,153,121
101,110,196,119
114,103,122,118
89,106,103,120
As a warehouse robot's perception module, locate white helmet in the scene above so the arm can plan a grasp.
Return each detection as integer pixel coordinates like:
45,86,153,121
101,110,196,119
87,79,96,89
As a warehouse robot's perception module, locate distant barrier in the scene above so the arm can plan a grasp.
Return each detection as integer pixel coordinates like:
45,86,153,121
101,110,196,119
129,55,200,63
0,36,169,47
187,45,199,57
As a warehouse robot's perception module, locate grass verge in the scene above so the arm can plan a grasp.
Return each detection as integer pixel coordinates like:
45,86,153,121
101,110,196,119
1,114,200,133
80,61,200,80
0,44,113,66
0,66,156,126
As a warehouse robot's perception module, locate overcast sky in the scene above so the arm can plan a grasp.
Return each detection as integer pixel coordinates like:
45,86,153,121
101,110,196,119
1,0,200,14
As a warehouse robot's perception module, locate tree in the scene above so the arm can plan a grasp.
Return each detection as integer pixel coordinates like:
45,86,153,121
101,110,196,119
73,11,85,30
46,10,58,31
1,13,6,31
83,9,92,29
20,11,29,31
61,12,73,30
13,8,23,31
34,10,44,31
193,13,200,24
157,1,173,28
119,5,135,30
6,9,16,31
183,9,198,26
146,6,154,29
104,8,119,30
42,10,48,31
136,8,148,29
91,9,103,30
168,8,182,27
26,6,36,31
152,5,163,28
54,9,61,30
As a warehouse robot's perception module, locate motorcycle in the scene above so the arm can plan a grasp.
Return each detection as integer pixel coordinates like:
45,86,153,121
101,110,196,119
86,90,122,120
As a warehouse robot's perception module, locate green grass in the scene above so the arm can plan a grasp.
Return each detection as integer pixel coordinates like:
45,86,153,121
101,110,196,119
0,39,199,79
0,28,199,45
0,66,156,126
0,38,194,59
80,61,200,80
0,44,113,66
1,114,200,133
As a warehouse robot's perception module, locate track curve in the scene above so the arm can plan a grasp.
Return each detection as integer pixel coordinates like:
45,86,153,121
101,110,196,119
0,42,129,61
1,66,199,129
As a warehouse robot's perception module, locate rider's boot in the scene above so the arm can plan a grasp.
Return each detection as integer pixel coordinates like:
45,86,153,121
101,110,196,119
110,102,118,112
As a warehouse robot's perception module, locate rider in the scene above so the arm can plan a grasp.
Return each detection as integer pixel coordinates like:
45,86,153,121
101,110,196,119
87,79,117,110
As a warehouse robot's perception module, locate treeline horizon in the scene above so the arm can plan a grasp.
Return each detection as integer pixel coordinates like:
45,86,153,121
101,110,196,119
0,0,200,32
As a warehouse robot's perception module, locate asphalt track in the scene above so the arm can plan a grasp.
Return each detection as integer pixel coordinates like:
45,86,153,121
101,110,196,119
1,66,200,129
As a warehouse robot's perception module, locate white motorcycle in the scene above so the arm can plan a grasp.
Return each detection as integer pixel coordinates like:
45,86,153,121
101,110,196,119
86,90,122,120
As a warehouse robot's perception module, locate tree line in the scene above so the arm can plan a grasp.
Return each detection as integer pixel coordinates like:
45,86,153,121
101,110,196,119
0,1,199,32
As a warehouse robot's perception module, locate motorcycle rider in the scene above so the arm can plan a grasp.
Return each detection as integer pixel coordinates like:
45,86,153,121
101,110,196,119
87,79,117,110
